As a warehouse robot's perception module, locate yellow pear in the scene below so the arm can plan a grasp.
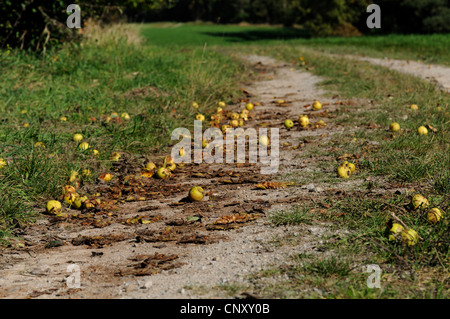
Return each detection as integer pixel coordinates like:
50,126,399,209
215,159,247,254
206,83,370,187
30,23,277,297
73,134,83,142
259,135,269,146
156,167,170,179
299,115,309,127
79,142,89,150
417,126,428,135
313,100,322,110
284,119,294,129
401,228,418,246
388,223,404,241
411,194,429,209
189,186,204,202
337,165,351,178
427,208,443,224
390,122,400,132
196,113,205,121
46,200,62,214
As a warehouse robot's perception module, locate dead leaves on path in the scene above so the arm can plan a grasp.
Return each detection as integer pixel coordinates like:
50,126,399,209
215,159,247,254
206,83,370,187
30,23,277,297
116,253,182,276
255,181,293,190
72,234,129,248
206,212,262,230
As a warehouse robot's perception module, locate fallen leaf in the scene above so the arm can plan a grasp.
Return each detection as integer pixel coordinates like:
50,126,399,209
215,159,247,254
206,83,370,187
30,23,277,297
141,171,155,178
427,124,438,132
255,181,293,189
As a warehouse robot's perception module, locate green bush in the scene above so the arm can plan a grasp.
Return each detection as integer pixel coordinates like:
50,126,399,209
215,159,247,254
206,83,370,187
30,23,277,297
0,1,80,52
0,0,173,52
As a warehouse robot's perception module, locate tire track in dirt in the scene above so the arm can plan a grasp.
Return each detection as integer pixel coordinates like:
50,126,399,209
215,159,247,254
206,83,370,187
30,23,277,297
0,55,356,299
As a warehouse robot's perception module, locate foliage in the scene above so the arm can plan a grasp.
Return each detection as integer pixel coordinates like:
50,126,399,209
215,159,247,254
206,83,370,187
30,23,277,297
2,0,449,51
299,0,370,36
0,0,174,52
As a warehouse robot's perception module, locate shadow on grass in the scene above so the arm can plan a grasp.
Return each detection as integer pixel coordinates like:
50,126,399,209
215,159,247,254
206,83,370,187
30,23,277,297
201,28,311,43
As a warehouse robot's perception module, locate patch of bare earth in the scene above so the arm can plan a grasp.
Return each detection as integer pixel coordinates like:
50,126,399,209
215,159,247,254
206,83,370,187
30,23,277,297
1,55,364,299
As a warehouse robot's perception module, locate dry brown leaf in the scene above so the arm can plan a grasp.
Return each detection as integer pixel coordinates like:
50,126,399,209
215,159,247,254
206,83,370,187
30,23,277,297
255,181,293,190
141,171,155,178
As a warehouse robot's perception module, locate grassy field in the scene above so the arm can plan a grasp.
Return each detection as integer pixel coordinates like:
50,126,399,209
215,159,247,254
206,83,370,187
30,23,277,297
143,23,450,64
1,23,449,298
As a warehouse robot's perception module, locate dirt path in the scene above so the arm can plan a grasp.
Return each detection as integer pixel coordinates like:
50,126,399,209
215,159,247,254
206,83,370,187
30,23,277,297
0,55,351,299
350,55,450,92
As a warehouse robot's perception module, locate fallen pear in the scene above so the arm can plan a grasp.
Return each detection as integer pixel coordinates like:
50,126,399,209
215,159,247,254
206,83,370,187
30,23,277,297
337,165,351,178
82,169,91,177
195,114,205,121
73,196,88,210
388,223,404,241
313,100,322,110
0,158,6,169
63,185,77,195
401,228,418,246
390,122,400,132
79,142,89,150
64,192,78,205
99,173,114,181
411,194,429,209
110,152,121,161
284,119,294,129
417,126,428,135
344,161,356,173
189,186,204,202
156,167,170,179
299,115,309,127
46,200,62,214
73,134,83,142
145,162,156,171
259,135,269,146
167,163,176,171
69,170,78,183
427,208,443,224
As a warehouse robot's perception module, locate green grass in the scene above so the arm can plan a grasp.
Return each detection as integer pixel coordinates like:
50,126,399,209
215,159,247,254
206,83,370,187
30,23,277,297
140,22,309,47
269,205,313,226
142,23,450,65
292,33,450,65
